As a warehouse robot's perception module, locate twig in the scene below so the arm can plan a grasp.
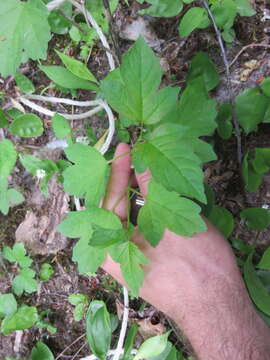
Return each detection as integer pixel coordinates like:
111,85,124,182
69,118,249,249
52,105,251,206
18,97,103,120
202,0,242,164
229,43,270,69
67,0,115,71
112,286,129,360
57,8,87,34
71,342,88,360
97,99,115,155
46,0,67,11
56,334,86,360
80,350,137,360
14,330,23,354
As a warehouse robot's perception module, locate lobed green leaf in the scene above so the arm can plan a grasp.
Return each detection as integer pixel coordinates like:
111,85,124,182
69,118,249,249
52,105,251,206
138,181,206,246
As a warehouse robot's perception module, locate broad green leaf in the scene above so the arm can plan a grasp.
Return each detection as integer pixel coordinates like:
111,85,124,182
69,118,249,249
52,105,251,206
231,237,253,255
166,77,218,136
90,226,126,248
134,332,170,360
1,305,38,335
101,37,179,124
0,294,17,318
31,342,54,360
69,25,82,42
221,27,235,43
0,186,25,215
148,343,172,360
9,114,44,138
242,152,263,192
0,0,51,76
47,0,72,35
68,293,89,306
0,178,9,215
258,247,270,270
7,189,24,208
235,0,256,16
208,205,234,238
139,0,183,17
56,50,97,82
137,181,206,246
0,139,17,177
260,78,270,97
12,268,38,296
68,294,89,322
236,88,269,134
7,108,24,119
215,104,233,140
58,208,122,273
187,52,219,91
3,243,32,268
20,154,58,195
149,341,178,360
211,0,237,30
20,155,58,176
179,7,210,37
15,72,35,94
39,65,99,91
0,109,9,128
52,114,71,139
109,241,149,296
240,208,270,231
252,148,270,174
63,144,109,206
244,254,270,316
70,238,105,274
39,263,54,282
133,123,216,202
86,301,112,360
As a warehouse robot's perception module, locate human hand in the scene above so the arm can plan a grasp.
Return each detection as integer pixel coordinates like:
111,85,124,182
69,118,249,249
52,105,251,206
102,143,270,359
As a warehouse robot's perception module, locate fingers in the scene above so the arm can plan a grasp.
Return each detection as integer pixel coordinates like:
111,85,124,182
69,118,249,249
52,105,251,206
135,170,152,196
102,143,131,220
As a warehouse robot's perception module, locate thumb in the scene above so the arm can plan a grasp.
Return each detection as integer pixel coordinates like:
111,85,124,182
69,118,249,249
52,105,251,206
102,143,131,220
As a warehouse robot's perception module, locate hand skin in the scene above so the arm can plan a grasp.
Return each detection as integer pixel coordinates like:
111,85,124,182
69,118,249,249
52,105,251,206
102,143,270,360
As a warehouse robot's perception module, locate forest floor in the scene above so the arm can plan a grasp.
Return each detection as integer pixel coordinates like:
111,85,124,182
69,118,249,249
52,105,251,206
0,0,270,358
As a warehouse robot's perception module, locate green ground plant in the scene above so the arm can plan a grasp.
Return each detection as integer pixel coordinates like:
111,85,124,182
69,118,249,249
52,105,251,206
0,0,270,359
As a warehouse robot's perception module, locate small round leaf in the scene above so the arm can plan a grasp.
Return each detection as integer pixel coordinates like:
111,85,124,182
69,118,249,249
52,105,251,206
240,208,270,231
9,114,44,138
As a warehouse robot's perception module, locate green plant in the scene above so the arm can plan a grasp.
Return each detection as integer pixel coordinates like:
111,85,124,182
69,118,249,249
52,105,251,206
68,293,90,321
138,0,255,43
1,0,270,358
0,243,56,336
3,243,38,295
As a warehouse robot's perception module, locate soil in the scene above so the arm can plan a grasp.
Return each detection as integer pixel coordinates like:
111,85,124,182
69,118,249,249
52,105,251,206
0,0,270,358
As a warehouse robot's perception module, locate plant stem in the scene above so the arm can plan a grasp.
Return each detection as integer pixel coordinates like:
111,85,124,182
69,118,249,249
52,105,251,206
128,187,145,198
107,150,131,164
22,94,101,107
112,286,129,360
202,0,242,164
56,8,86,34
18,97,103,120
67,0,115,71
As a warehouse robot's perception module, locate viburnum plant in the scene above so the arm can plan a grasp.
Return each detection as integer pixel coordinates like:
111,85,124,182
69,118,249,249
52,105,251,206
1,0,270,358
